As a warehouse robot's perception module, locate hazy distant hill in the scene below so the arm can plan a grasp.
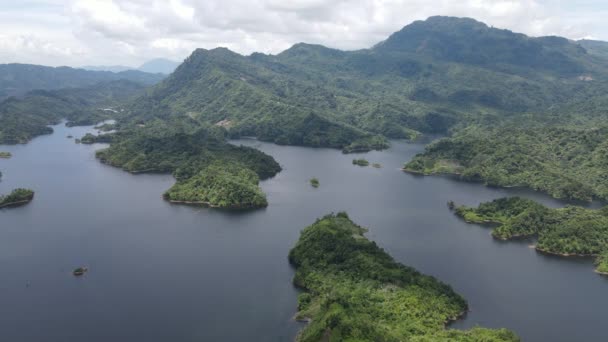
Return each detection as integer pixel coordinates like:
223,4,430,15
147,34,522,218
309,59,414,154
0,64,165,100
138,58,180,74
578,39,608,59
82,65,132,73
83,58,180,75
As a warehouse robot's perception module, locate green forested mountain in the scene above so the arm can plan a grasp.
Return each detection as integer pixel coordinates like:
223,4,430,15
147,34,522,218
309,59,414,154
0,80,148,144
453,197,608,274
6,16,608,204
0,63,164,100
118,16,608,156
289,213,518,341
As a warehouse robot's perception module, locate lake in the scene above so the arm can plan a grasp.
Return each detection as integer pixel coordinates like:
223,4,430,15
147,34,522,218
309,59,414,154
1,123,607,341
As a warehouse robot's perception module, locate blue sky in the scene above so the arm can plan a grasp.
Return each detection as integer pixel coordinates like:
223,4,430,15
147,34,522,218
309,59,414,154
0,0,607,67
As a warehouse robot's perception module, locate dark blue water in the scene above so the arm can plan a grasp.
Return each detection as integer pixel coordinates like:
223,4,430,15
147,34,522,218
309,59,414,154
1,123,607,341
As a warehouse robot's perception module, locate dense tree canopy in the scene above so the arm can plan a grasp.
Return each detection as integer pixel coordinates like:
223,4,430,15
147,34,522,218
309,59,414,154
163,162,268,209
454,197,608,274
95,122,281,208
289,213,518,341
0,80,149,144
0,188,34,208
404,125,608,201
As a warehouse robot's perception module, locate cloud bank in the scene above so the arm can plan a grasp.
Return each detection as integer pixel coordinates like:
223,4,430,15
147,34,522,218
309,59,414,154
0,0,606,67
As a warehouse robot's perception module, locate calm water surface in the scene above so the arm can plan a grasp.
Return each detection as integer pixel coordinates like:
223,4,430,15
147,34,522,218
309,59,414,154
0,124,607,342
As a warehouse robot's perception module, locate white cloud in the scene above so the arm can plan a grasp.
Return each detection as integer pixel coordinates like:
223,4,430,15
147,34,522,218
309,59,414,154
0,0,606,67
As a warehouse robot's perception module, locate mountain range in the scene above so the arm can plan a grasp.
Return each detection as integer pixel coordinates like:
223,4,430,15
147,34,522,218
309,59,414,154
0,63,165,100
116,16,608,153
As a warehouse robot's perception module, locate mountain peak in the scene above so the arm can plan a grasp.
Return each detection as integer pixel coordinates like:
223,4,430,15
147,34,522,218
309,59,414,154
374,16,585,75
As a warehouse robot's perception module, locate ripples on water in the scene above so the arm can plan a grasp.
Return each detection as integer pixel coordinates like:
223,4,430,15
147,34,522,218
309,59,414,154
0,124,607,342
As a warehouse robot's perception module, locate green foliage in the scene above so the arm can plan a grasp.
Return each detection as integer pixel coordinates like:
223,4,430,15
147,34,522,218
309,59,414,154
288,214,518,342
405,126,608,201
163,162,267,208
596,251,608,274
377,16,588,76
0,80,148,144
79,133,113,145
309,178,320,188
96,124,280,178
456,197,608,273
352,158,370,167
122,16,608,154
0,188,34,208
95,123,281,208
0,152,11,158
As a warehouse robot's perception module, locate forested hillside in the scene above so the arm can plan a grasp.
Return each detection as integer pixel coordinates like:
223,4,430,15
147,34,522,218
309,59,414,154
404,125,608,201
453,197,608,274
289,213,518,341
0,63,164,100
0,80,148,144
117,16,608,156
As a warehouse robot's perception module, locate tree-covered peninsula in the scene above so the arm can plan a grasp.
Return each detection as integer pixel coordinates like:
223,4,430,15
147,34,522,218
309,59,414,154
453,197,608,274
289,213,518,341
404,126,608,201
95,123,281,209
0,188,34,208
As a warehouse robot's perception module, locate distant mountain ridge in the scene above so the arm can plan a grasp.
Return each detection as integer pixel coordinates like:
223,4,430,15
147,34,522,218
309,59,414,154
0,63,165,100
83,58,180,75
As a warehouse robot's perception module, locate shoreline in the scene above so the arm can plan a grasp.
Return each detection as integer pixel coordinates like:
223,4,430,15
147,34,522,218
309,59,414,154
165,198,266,210
0,198,33,209
534,246,597,258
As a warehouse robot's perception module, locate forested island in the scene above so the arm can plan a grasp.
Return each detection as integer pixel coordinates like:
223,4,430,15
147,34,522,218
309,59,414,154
453,197,608,274
0,188,34,208
163,162,268,209
352,158,369,166
288,213,518,341
95,122,281,209
0,152,11,158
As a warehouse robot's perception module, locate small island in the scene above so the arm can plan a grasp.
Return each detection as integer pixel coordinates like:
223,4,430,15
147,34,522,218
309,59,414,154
352,158,369,166
289,213,517,341
73,267,88,276
453,197,608,275
309,178,319,188
0,152,11,159
372,163,381,168
80,133,113,144
163,163,268,209
0,188,35,209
